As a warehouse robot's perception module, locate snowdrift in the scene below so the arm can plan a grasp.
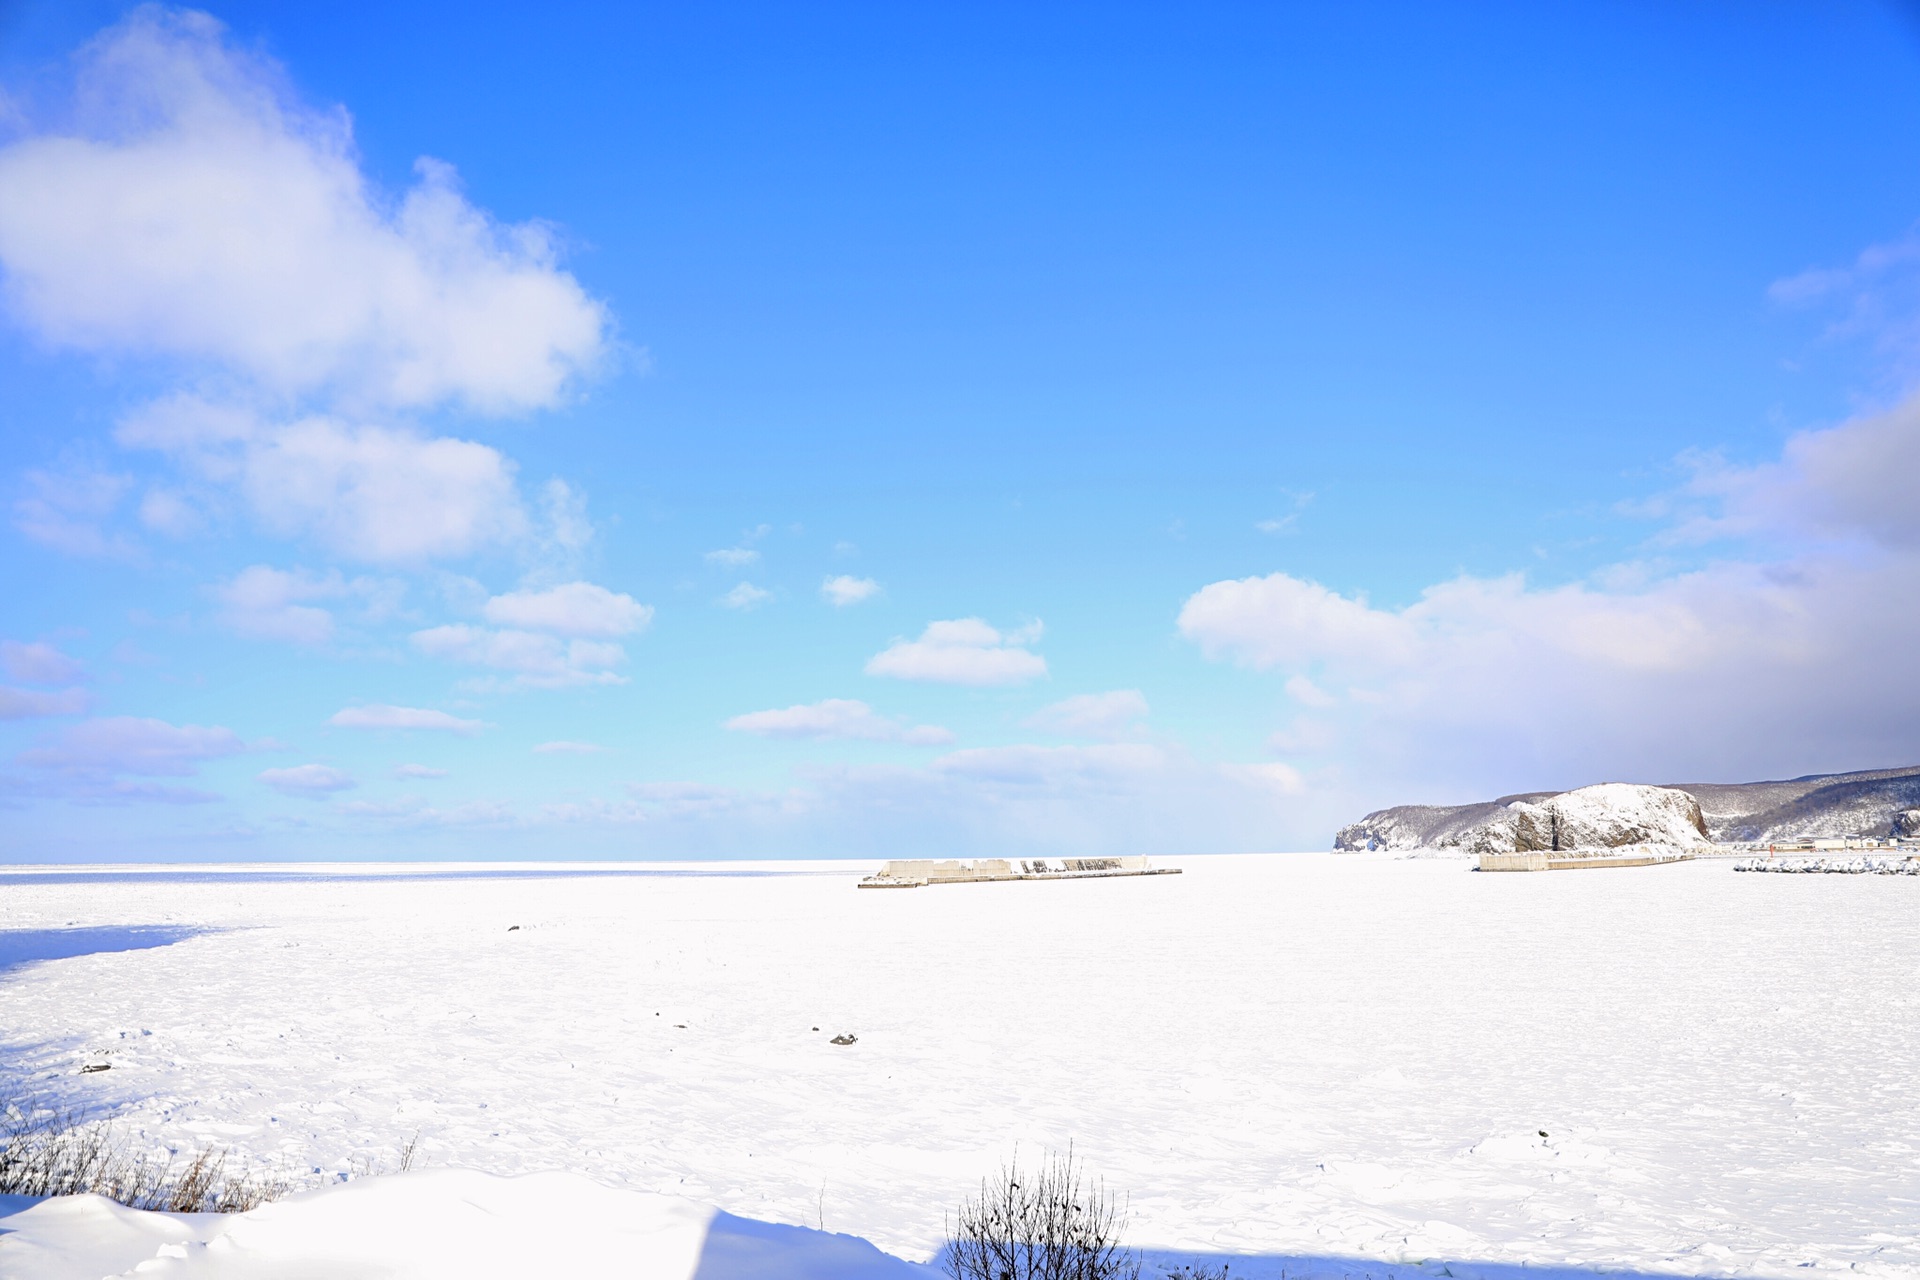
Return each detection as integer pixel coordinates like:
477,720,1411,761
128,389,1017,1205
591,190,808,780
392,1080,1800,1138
0,1169,932,1280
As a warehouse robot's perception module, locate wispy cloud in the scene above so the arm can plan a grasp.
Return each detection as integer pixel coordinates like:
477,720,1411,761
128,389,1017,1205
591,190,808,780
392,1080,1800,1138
14,463,139,560
724,699,952,745
411,625,628,689
211,564,402,646
2,641,85,686
499,741,1310,856
328,705,484,734
392,763,448,779
1024,690,1149,740
14,715,251,803
0,687,91,720
719,582,772,611
1770,227,1920,376
259,763,356,796
1255,492,1314,536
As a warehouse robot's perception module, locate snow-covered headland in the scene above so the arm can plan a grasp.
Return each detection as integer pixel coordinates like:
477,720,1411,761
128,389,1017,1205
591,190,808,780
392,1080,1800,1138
3,855,1917,1278
1335,764,1920,853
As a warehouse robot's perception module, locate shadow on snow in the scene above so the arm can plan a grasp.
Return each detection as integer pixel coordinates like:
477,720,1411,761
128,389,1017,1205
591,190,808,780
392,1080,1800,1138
690,1221,1745,1280
0,925,208,978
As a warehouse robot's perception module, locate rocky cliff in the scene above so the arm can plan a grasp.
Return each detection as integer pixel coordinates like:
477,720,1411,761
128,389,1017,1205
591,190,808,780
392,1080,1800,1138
1336,764,1920,851
1339,783,1710,853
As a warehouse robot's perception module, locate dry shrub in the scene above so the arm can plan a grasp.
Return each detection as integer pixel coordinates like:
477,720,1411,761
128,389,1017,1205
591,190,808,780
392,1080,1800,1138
945,1146,1140,1280
0,1104,285,1213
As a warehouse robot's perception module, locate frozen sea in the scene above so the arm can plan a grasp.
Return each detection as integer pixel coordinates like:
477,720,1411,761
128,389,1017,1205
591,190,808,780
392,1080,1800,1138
1,853,1914,1277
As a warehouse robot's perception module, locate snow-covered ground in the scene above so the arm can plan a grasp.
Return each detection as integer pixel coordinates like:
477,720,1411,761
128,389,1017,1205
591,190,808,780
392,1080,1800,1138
0,1170,925,1279
2,854,1916,1278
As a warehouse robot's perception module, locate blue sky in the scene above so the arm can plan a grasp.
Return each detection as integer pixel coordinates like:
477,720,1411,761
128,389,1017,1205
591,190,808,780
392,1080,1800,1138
3,1,1919,860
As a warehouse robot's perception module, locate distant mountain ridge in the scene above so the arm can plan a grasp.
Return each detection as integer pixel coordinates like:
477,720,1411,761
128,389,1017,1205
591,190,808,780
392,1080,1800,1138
1336,764,1920,850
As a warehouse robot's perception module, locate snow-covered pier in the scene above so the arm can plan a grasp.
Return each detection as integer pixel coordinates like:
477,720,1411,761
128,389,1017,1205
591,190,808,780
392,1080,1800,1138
858,856,1180,888
1478,847,1697,872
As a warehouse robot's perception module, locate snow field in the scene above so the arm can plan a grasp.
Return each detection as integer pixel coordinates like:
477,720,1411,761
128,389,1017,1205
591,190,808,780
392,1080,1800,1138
1,854,1916,1277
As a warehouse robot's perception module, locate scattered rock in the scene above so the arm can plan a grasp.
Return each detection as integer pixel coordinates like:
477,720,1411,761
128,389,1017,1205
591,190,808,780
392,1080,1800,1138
507,925,520,932
830,1033,857,1046
80,1063,110,1073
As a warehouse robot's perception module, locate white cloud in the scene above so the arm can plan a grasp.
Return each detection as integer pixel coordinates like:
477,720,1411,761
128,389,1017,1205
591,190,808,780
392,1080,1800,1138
211,564,400,646
1024,690,1150,740
1179,575,1414,671
705,548,759,568
0,11,612,571
1672,395,1920,552
821,575,880,606
2,641,85,686
719,582,772,611
482,581,652,637
215,565,333,645
120,398,528,564
392,763,448,779
865,618,1048,687
0,687,91,719
411,624,627,689
328,704,483,734
533,740,607,754
259,763,356,796
0,8,608,414
724,699,953,745
1179,398,1920,794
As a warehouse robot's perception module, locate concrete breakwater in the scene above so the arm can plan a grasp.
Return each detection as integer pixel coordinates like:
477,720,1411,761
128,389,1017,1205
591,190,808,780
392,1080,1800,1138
858,856,1181,888
1478,848,1696,873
